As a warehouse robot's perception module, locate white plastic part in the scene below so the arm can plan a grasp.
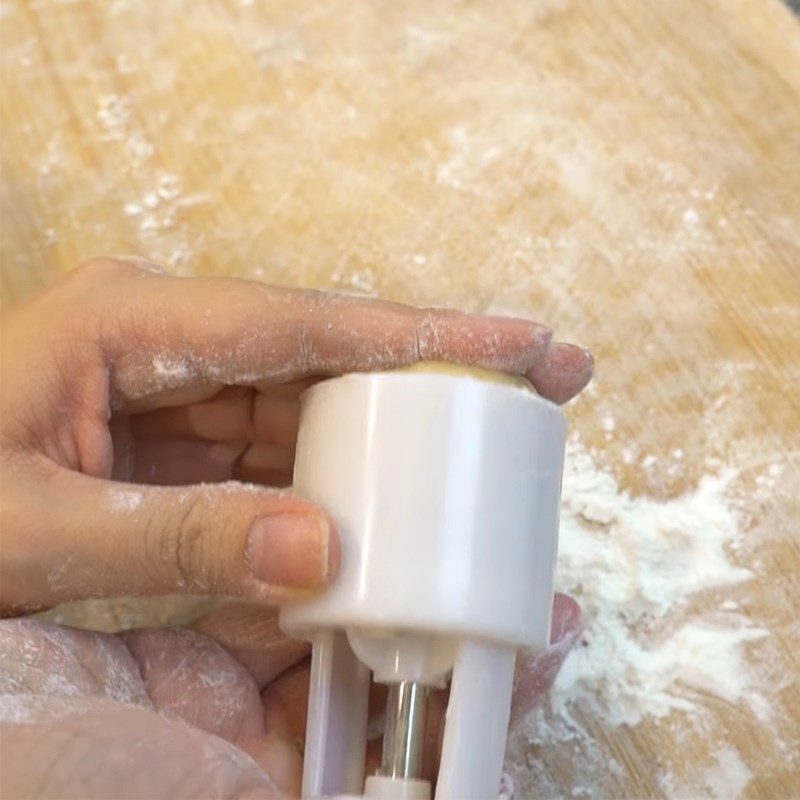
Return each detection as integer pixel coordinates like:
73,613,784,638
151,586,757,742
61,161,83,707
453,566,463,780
281,369,565,650
279,365,567,799
364,776,431,799
302,631,371,797
434,640,517,799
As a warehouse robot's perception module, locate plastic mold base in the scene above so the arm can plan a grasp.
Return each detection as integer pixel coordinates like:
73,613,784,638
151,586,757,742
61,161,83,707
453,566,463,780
279,362,567,799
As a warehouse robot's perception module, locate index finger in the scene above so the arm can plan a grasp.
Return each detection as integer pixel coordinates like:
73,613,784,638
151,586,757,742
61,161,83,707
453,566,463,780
75,259,554,410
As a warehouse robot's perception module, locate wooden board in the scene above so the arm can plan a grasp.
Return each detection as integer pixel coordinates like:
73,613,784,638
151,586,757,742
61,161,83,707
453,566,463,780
1,1,798,797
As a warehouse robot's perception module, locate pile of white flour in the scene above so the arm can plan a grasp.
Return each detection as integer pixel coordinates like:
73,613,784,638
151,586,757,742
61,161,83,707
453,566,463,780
504,438,772,799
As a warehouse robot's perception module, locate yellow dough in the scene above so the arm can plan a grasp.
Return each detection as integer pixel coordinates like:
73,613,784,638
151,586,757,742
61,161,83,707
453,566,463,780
394,360,536,393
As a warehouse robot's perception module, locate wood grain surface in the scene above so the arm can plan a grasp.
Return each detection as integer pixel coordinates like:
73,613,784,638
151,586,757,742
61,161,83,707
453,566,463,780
1,1,799,797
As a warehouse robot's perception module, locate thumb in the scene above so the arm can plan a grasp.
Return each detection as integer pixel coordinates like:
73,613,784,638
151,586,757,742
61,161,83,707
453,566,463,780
1,462,339,613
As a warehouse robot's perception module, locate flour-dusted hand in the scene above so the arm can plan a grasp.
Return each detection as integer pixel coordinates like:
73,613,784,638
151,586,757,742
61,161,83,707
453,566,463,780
0,258,593,614
0,595,582,798
0,259,592,798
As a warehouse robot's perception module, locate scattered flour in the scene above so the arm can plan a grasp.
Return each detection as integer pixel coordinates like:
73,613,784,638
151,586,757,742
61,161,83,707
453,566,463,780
682,208,700,227
330,267,379,295
96,93,131,141
659,746,755,800
506,440,769,799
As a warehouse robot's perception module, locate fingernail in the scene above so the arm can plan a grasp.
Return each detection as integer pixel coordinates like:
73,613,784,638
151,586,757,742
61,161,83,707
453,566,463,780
246,514,335,590
550,342,594,377
525,341,594,404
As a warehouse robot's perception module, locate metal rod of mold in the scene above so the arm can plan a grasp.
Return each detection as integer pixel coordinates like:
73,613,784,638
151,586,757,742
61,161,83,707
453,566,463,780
379,681,429,779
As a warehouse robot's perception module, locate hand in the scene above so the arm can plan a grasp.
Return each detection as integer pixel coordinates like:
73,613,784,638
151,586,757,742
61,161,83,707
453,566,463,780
0,595,582,798
0,257,592,797
0,258,593,614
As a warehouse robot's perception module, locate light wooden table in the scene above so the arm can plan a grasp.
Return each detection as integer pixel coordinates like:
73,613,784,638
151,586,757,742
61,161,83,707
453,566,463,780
1,1,798,797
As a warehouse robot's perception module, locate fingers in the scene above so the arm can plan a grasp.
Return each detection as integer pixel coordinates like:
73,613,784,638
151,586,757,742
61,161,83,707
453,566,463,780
0,619,282,797
129,439,293,487
509,592,583,729
128,438,249,484
122,624,304,794
0,696,283,800
130,385,303,451
126,384,300,486
0,460,340,614
0,619,152,707
525,342,594,404
261,658,313,742
66,259,557,408
122,627,265,743
190,602,309,687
